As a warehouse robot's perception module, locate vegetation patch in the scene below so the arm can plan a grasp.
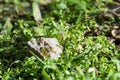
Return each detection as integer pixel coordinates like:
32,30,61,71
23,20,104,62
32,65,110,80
0,0,120,80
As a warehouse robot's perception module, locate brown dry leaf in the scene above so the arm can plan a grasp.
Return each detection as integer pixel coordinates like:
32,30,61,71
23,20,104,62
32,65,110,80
111,27,120,39
28,38,63,59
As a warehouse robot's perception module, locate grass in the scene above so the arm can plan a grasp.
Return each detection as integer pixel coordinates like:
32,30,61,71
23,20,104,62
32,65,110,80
0,0,120,80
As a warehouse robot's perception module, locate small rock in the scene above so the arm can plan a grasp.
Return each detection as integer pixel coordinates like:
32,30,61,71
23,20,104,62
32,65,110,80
28,38,63,59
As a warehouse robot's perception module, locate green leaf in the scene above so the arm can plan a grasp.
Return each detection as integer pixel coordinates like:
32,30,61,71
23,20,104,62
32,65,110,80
33,27,44,36
2,18,13,34
42,69,51,80
32,2,42,22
